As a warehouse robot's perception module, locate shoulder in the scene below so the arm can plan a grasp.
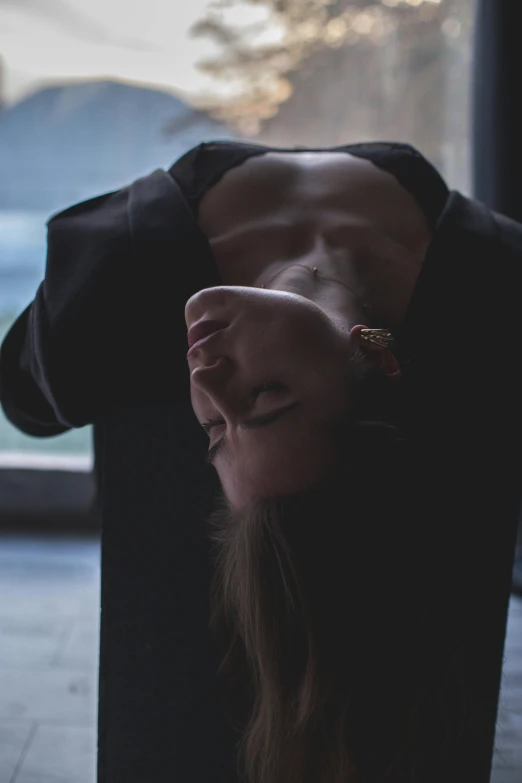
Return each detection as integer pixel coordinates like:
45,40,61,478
44,169,192,261
490,208,522,255
443,192,522,279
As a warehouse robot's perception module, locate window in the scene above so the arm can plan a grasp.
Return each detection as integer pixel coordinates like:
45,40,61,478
0,0,472,460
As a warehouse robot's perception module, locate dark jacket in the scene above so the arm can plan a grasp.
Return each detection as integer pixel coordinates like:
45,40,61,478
0,169,221,435
1,167,521,448
1,165,521,780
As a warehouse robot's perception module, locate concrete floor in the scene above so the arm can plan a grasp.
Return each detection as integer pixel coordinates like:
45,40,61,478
0,534,99,783
0,533,520,783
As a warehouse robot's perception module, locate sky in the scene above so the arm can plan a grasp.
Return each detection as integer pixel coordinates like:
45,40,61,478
0,0,273,106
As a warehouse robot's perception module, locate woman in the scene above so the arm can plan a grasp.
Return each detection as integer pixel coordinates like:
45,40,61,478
1,140,521,782
171,142,499,783
180,143,435,509
177,143,444,783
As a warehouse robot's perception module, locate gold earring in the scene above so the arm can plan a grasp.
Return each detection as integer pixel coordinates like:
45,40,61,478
359,329,393,348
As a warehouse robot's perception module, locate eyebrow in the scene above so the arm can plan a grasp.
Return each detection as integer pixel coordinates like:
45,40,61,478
205,402,301,466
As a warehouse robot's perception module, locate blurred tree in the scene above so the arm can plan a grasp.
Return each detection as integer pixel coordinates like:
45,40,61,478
189,1,445,131
188,0,473,189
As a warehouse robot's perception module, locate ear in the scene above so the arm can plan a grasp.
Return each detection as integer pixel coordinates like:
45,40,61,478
349,324,402,381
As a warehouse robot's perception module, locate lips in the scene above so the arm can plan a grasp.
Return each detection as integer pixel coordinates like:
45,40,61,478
187,320,228,358
187,319,229,347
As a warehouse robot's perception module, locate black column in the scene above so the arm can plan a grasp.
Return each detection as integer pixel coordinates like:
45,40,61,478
473,0,522,592
472,0,522,220
472,7,522,783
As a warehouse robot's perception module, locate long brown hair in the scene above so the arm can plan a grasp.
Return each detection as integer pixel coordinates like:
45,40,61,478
206,368,468,783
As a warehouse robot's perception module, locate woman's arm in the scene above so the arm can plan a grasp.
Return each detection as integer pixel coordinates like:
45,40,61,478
0,169,220,436
0,188,130,434
0,296,72,436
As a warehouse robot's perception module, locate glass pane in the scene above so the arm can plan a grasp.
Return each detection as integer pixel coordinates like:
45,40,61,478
188,0,472,193
0,0,472,458
0,215,93,458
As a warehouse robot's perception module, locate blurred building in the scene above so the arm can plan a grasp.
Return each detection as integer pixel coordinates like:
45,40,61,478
0,79,235,321
0,79,235,213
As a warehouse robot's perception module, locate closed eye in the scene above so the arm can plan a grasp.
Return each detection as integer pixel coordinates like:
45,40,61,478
204,401,301,466
201,382,286,434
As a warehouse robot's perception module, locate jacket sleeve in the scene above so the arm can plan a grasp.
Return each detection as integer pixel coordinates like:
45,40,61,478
0,170,220,436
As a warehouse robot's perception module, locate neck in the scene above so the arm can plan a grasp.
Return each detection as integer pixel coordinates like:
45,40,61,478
257,262,379,329
310,284,374,333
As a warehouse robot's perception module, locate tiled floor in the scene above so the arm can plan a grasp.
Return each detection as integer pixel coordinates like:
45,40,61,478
0,534,99,783
0,534,520,783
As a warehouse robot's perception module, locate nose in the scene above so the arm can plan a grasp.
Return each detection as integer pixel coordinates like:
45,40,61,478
189,356,240,420
189,355,231,392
